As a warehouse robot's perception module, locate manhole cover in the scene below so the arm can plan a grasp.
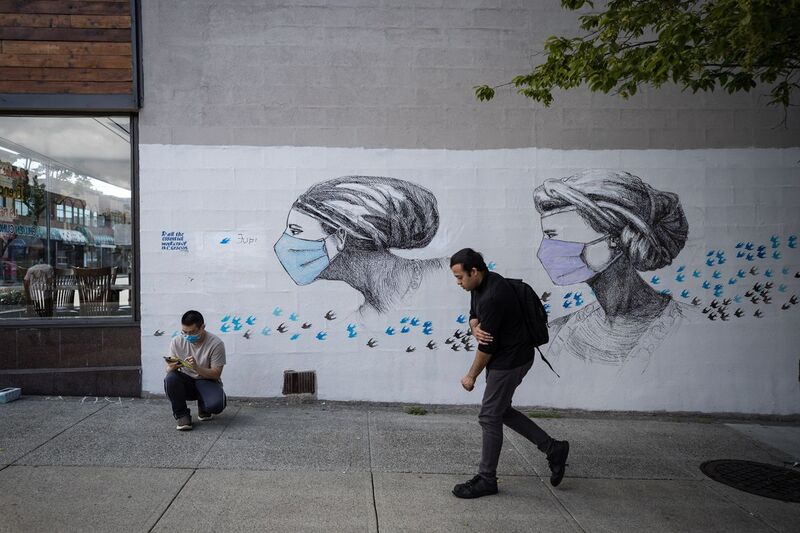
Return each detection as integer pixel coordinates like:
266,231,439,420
700,460,800,503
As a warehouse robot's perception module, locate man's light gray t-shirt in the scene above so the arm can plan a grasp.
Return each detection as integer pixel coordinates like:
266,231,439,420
169,331,226,381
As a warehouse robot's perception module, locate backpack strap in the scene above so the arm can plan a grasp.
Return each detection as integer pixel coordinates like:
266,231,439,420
536,346,560,378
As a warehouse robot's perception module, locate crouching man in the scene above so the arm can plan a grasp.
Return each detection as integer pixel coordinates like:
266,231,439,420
164,310,226,431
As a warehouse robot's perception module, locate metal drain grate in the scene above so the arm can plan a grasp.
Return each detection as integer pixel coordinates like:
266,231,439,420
282,370,316,395
700,460,800,502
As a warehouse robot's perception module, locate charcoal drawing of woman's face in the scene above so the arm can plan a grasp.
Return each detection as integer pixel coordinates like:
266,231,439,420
538,208,620,284
272,207,347,286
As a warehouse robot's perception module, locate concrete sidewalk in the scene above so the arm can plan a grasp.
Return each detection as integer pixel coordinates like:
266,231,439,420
1,397,798,532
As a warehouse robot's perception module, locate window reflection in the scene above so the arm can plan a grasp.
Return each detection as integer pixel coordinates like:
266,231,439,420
0,116,133,320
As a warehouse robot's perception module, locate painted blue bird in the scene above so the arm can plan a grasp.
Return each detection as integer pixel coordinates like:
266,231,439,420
544,303,551,314
702,280,711,289
272,307,282,317
783,267,790,275
770,235,779,247
401,326,410,334
773,251,781,260
290,333,300,341
487,261,496,271
746,253,755,261
728,278,737,285
423,321,433,328
220,237,231,244
564,292,573,299
716,251,725,259
232,316,241,326
765,269,774,278
246,315,256,326
735,242,744,249
562,300,572,309
676,273,685,282
733,295,743,303
574,296,584,306
705,258,715,267
745,242,754,250
289,312,299,322
660,289,671,295
788,237,797,249
348,330,357,338
757,250,767,259
680,289,690,298
456,314,466,324
693,270,702,278
737,269,746,278
261,327,271,336
712,270,721,279
718,257,726,265
422,327,433,336
736,251,746,258
779,284,788,293
385,327,396,336
221,314,231,322
400,316,410,324
706,250,715,257
220,323,231,333
233,323,243,331
316,332,327,341
410,317,420,326
346,323,357,332
650,275,660,285
677,265,686,273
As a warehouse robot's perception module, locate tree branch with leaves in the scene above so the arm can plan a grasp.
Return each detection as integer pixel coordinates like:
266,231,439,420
475,0,800,117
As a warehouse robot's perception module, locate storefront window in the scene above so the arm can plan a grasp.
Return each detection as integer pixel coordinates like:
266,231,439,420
0,116,134,320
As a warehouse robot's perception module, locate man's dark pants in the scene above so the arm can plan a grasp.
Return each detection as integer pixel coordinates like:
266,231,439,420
164,371,226,419
478,359,553,481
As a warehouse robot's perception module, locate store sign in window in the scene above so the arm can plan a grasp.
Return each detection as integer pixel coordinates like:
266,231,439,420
0,116,133,320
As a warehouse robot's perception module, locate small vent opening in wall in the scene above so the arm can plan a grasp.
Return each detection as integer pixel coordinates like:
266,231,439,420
282,370,316,395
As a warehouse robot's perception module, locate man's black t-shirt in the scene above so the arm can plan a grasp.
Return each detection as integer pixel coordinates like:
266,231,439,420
470,271,535,370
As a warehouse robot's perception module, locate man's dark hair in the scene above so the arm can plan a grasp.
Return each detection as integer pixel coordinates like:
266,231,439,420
181,310,205,327
450,248,488,273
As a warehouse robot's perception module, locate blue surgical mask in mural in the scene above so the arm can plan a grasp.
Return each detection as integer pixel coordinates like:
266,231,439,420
537,236,620,286
274,232,332,285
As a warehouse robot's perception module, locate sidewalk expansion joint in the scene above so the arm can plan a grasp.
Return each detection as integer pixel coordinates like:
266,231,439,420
11,402,111,466
148,468,197,533
505,432,587,533
367,411,380,533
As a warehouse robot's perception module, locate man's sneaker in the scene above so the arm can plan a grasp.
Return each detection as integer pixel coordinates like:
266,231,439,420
175,415,192,431
547,440,569,487
198,412,213,421
452,475,498,499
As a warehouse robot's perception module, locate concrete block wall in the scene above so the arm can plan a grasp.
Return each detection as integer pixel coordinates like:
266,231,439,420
138,0,800,149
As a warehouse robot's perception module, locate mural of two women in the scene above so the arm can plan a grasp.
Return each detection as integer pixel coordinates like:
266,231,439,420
274,171,689,369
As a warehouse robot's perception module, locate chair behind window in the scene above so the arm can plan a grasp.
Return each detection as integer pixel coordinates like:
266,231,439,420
55,267,77,312
23,274,54,318
74,266,117,316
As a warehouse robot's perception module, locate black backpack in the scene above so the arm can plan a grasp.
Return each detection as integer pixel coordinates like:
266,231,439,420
506,278,559,377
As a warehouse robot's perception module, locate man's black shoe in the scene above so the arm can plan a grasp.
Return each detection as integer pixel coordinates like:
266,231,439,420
452,475,498,499
547,440,570,487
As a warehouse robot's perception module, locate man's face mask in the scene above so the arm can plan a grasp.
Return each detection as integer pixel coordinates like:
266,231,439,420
274,232,334,285
537,236,621,286
181,330,202,344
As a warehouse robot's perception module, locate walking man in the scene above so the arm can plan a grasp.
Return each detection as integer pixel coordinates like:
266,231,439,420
450,248,569,498
164,310,227,431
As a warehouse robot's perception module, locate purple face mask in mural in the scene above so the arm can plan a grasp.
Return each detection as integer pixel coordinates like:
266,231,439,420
537,236,620,286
